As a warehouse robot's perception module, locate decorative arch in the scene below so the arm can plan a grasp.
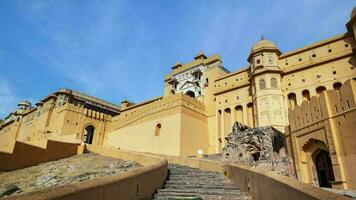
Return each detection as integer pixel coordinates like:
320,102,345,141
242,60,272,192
270,77,278,88
301,139,335,187
84,125,95,144
259,78,266,90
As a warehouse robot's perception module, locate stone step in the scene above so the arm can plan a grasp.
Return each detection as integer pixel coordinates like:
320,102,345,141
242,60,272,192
153,195,247,200
167,175,224,180
157,188,243,195
151,164,248,200
164,184,238,190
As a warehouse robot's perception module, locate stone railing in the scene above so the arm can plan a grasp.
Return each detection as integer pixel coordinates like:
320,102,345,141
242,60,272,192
153,154,350,200
109,93,206,131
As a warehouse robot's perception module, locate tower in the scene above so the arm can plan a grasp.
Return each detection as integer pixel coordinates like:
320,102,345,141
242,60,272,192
248,39,288,132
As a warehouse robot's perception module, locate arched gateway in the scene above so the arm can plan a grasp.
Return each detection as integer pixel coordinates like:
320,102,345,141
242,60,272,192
84,125,95,144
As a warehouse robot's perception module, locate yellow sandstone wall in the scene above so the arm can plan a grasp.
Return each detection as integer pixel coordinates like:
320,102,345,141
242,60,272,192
287,79,356,189
104,93,209,156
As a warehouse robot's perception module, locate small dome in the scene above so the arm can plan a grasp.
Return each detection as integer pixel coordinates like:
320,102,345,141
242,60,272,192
351,6,356,19
18,100,31,107
251,39,278,52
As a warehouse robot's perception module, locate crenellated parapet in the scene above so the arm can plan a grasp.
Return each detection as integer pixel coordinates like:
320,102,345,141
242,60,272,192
288,79,356,133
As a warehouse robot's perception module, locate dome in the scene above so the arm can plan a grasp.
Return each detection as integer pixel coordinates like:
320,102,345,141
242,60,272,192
251,39,278,52
351,6,356,19
18,100,31,107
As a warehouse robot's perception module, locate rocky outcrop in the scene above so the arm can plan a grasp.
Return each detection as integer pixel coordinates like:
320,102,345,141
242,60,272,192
0,153,142,198
222,122,295,177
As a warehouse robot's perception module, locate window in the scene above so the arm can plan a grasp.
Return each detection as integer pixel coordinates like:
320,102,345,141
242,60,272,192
288,93,297,109
299,58,302,62
256,59,261,64
328,49,332,53
345,44,349,47
155,123,161,136
271,78,277,88
312,54,316,58
316,86,326,95
259,79,266,90
302,90,310,101
333,82,342,90
332,71,336,75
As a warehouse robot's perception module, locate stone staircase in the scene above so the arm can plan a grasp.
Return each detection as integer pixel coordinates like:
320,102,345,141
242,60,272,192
151,164,248,200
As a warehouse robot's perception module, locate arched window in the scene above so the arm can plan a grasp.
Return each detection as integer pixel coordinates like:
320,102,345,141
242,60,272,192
271,78,278,88
259,79,266,90
288,93,297,109
155,123,161,136
333,82,342,90
302,90,310,101
316,86,326,95
185,90,195,98
234,105,243,124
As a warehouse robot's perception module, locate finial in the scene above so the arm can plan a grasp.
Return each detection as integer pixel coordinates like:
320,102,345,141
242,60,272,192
260,35,264,40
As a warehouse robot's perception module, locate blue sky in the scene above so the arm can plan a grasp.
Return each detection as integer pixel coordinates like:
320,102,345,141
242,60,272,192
0,0,354,118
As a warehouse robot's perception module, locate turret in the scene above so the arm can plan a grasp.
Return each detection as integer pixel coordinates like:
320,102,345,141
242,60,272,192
248,39,287,132
346,6,356,50
17,100,31,111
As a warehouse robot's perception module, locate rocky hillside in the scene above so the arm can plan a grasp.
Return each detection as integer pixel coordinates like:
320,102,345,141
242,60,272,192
0,153,142,198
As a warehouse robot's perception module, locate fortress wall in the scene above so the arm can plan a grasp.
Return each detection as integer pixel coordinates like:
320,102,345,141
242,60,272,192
107,93,206,132
104,94,208,156
287,79,356,189
0,140,80,171
2,101,111,148
57,104,110,145
227,163,350,200
0,121,18,153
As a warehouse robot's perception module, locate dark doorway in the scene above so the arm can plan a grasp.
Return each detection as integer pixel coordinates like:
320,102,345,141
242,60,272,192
186,90,195,98
85,125,95,144
315,150,335,187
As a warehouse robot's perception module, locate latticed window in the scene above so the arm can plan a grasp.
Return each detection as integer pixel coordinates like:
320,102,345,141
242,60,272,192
271,78,277,88
259,79,266,90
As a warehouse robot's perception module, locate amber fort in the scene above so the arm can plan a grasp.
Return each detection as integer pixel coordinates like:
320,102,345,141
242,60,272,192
1,5,356,200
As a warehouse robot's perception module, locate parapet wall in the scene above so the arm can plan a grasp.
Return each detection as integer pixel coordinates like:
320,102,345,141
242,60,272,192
0,139,80,171
227,163,350,200
150,154,350,200
6,145,168,200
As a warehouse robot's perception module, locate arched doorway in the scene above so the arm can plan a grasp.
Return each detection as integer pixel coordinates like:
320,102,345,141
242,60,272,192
314,150,335,188
186,90,195,98
84,125,95,144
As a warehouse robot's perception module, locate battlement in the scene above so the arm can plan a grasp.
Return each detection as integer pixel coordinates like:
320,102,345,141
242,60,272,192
288,78,356,132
